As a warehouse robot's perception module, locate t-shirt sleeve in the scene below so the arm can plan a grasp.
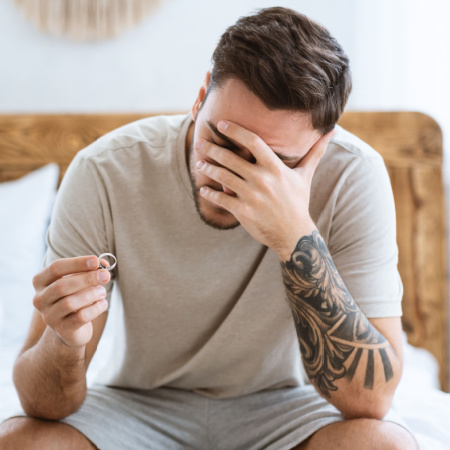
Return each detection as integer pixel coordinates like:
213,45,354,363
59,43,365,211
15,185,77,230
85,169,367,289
43,150,115,303
327,153,403,318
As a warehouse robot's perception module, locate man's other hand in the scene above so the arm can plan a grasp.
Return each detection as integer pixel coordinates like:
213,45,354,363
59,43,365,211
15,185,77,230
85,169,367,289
32,256,110,348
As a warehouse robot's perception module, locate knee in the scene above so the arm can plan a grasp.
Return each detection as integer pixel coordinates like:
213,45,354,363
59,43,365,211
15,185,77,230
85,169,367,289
0,417,41,449
296,417,419,450
351,418,418,450
0,416,96,450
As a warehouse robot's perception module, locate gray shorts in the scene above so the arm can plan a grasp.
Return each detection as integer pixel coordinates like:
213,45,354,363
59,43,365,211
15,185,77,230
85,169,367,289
59,383,414,450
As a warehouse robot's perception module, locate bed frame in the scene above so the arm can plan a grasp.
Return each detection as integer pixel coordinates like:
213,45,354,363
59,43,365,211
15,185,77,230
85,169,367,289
0,111,447,391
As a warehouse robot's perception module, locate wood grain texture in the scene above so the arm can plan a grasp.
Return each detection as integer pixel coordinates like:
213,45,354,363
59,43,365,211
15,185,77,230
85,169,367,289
339,112,448,391
339,111,443,167
0,111,447,391
0,114,151,184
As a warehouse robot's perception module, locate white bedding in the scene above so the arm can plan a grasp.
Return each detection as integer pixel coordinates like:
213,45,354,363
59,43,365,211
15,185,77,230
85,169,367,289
393,339,450,449
0,166,449,449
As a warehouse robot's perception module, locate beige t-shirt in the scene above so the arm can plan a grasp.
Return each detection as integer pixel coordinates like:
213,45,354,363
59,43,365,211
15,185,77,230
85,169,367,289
44,114,402,398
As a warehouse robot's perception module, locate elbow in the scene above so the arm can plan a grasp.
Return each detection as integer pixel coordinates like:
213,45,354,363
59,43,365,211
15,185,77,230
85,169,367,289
19,397,84,421
339,394,394,421
13,368,86,421
12,340,88,421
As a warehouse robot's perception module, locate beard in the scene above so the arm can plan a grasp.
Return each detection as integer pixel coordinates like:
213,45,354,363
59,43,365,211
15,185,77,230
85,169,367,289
187,127,240,231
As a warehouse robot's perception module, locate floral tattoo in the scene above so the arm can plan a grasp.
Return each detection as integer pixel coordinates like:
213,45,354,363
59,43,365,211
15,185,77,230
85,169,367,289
282,231,394,397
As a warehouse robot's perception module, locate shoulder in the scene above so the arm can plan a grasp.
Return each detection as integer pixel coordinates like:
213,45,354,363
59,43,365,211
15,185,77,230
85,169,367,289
311,124,395,241
316,125,389,192
320,125,396,234
76,114,190,163
59,114,191,193
326,125,384,169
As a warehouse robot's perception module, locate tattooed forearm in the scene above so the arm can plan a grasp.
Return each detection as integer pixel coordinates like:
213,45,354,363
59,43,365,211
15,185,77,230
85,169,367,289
281,231,394,397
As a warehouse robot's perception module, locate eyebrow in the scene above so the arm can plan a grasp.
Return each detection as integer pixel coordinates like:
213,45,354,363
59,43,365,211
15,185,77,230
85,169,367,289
206,121,299,162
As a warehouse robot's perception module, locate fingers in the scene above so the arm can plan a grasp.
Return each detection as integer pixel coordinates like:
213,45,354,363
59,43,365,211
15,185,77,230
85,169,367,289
32,255,112,348
36,265,110,308
33,256,111,346
99,258,110,268
196,159,245,194
64,299,108,330
33,256,111,326
195,140,253,180
43,286,108,330
199,186,239,212
217,121,278,167
297,129,336,179
50,299,108,348
48,285,107,322
33,255,100,291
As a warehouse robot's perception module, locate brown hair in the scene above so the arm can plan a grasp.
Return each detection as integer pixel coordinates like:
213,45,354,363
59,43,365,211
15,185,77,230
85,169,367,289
210,7,352,134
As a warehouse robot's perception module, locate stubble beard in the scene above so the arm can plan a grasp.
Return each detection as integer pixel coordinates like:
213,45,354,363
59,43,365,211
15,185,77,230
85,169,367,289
188,130,240,231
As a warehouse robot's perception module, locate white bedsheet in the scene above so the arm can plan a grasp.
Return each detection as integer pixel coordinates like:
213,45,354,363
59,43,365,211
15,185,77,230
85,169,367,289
392,338,450,449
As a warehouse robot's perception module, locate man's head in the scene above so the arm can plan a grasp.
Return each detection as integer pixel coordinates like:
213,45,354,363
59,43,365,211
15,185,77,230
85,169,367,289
209,7,351,134
187,7,352,230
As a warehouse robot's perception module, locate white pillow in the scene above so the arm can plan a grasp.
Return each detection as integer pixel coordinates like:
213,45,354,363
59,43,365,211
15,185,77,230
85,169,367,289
0,164,59,347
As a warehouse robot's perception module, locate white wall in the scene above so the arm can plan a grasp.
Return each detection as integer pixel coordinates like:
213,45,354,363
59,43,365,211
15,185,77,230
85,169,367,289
349,0,450,149
2,0,446,138
0,0,355,113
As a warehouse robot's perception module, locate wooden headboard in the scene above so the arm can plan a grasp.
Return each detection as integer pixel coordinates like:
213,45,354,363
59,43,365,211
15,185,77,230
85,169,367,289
0,111,447,391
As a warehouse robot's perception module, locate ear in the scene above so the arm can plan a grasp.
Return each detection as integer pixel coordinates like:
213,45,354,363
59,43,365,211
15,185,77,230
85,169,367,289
191,71,211,122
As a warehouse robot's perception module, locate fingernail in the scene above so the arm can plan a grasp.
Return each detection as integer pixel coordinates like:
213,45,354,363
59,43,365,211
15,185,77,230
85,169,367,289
99,298,108,308
196,160,205,170
97,271,109,282
195,140,204,151
87,257,98,269
218,121,229,131
96,286,106,296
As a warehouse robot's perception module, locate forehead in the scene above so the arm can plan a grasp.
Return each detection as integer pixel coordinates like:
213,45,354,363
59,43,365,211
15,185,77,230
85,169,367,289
201,79,320,153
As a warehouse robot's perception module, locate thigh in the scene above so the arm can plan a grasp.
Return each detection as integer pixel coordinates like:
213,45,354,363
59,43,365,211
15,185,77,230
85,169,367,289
0,416,96,450
208,384,416,450
209,384,344,450
60,384,209,450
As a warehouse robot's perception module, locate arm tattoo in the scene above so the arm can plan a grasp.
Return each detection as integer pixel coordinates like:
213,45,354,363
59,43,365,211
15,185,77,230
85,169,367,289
281,231,394,397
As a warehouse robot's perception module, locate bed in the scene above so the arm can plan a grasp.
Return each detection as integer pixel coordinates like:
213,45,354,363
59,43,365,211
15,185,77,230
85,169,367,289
0,111,449,449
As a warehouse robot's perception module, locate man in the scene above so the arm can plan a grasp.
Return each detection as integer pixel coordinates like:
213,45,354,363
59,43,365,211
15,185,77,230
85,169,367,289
0,7,418,449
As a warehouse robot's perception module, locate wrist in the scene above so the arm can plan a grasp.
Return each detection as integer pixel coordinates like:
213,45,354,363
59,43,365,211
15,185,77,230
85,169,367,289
275,219,317,262
42,327,86,364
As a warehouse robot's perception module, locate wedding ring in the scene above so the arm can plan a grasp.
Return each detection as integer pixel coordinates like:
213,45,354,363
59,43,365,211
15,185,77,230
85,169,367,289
98,253,117,271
